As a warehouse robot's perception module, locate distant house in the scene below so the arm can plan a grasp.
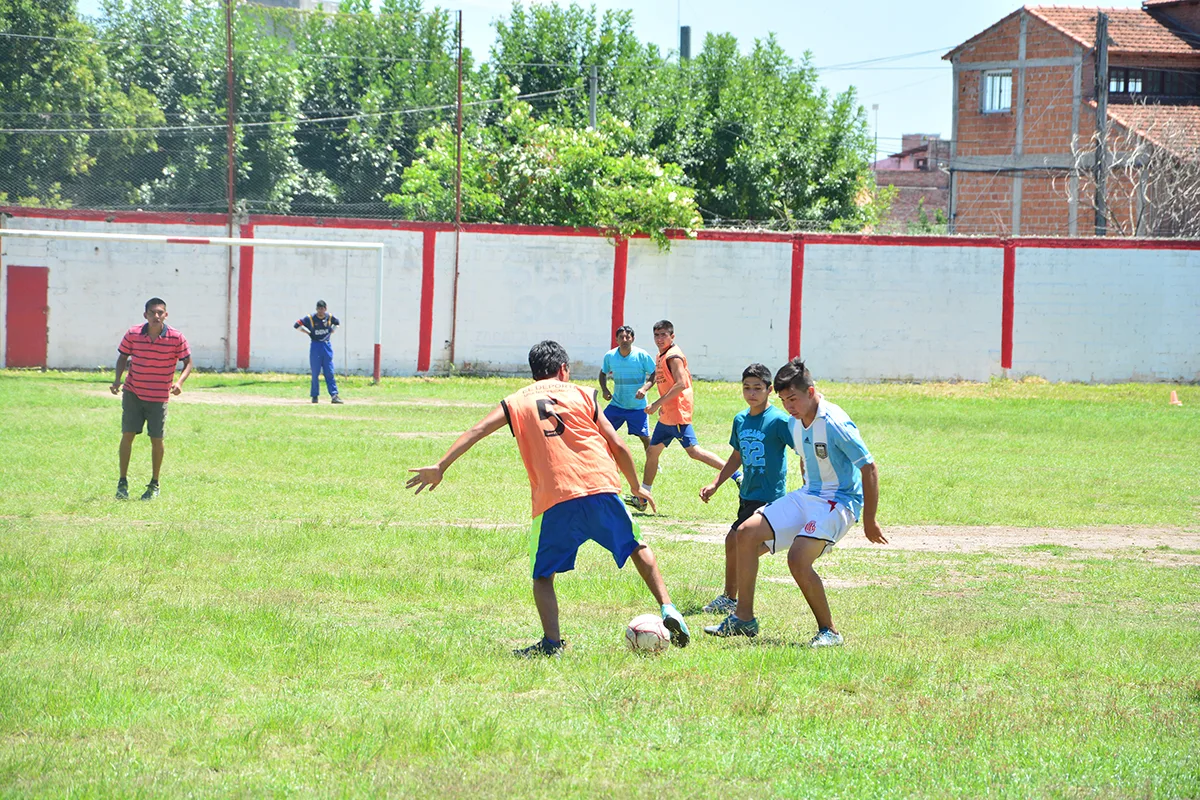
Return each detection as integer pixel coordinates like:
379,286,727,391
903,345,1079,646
244,0,325,10
944,1,1200,236
871,134,950,231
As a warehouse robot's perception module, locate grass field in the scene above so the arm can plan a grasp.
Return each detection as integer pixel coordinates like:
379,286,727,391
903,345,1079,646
1,370,1198,798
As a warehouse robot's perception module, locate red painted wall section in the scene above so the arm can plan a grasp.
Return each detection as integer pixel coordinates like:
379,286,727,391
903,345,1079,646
417,230,436,372
1001,243,1016,370
5,265,50,368
236,224,255,370
610,238,629,348
789,238,805,358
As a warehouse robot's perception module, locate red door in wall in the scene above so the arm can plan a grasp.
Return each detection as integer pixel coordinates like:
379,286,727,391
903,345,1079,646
5,266,49,368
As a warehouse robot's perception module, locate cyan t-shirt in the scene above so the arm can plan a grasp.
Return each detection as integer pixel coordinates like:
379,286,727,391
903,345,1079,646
601,346,656,410
730,404,794,503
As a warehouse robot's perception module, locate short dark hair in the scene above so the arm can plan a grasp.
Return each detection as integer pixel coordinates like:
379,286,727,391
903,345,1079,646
773,358,814,393
615,325,634,338
652,319,674,334
742,363,772,385
528,340,569,380
145,297,166,311
316,299,327,308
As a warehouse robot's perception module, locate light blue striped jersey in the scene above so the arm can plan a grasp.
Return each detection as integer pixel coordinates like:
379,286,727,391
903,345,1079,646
601,346,656,410
788,399,874,520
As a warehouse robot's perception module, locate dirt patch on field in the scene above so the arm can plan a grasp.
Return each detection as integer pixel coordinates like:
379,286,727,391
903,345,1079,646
383,431,458,439
642,523,1200,553
87,389,492,408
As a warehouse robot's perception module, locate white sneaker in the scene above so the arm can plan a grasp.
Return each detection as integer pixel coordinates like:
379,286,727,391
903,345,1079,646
808,629,844,648
702,594,738,614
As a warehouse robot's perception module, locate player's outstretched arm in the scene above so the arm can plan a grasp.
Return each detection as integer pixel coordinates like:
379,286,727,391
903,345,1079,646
597,409,656,513
407,405,508,495
700,450,742,503
859,462,887,544
647,358,687,415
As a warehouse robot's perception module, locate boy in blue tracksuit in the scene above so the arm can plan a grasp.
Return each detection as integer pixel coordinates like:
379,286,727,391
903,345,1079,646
295,300,342,404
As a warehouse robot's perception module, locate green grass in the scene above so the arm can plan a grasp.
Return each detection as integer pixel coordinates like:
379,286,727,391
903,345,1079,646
1,371,1198,798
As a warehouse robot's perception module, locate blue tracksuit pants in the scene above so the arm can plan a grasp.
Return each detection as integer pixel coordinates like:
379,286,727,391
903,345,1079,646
310,341,338,398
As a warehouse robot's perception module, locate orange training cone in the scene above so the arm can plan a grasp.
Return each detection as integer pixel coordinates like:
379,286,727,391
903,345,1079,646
1170,390,1183,406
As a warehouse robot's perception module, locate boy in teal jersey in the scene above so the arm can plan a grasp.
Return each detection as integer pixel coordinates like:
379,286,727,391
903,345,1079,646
598,326,656,450
698,363,794,615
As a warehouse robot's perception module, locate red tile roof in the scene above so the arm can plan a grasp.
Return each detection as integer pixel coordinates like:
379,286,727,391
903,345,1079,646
1106,102,1200,154
1027,6,1200,54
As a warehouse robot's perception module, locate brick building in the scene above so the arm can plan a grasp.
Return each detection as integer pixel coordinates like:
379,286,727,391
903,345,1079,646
871,134,951,231
944,1,1200,236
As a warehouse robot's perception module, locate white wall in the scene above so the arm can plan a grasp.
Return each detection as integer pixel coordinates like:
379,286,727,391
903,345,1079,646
4,213,1198,383
1013,247,1200,382
804,244,1006,382
1,217,230,370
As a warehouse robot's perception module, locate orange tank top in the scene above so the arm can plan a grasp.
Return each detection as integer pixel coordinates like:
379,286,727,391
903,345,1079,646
501,380,622,518
655,344,693,425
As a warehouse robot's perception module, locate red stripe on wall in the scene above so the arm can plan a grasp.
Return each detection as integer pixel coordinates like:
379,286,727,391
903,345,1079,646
236,223,255,370
1001,242,1016,370
417,230,436,372
789,238,805,358
611,238,629,347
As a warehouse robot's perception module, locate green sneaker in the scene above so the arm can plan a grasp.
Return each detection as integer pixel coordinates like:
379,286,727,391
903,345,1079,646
514,637,564,658
661,603,689,648
115,479,129,501
139,481,160,501
704,614,759,638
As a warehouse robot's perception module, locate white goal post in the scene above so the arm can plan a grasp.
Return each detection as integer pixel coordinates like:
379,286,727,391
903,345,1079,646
0,228,388,382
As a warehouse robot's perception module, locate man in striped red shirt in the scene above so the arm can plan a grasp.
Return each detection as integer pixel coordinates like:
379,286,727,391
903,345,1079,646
110,297,193,500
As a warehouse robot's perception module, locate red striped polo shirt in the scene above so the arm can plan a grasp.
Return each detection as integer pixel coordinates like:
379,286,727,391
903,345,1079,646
118,324,191,403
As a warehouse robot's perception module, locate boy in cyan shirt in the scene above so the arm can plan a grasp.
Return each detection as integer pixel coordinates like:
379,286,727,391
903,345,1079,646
698,363,794,615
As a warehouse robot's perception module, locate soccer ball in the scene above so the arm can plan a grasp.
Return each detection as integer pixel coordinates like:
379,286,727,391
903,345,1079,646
625,613,670,654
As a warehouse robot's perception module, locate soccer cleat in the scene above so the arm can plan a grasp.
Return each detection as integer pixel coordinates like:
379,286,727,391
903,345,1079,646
661,603,689,648
139,481,159,501
704,614,759,638
731,471,743,490
115,479,129,501
702,593,738,614
514,637,564,658
808,629,844,648
623,494,648,512
331,395,344,404
311,397,319,404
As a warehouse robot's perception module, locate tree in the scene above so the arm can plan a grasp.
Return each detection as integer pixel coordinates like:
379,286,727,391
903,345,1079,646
387,86,701,248
0,0,161,207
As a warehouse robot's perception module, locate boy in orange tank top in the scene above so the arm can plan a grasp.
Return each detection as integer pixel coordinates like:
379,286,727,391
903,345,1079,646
407,340,691,657
631,320,736,511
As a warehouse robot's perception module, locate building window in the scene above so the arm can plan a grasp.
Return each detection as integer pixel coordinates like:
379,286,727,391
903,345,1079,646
982,71,1012,113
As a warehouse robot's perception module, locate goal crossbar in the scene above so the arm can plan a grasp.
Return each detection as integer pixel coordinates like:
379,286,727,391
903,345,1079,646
0,227,389,382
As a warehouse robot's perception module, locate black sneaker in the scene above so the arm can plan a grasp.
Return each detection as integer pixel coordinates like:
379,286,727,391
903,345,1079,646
330,394,344,404
140,481,160,501
115,479,129,501
514,637,564,658
311,397,319,404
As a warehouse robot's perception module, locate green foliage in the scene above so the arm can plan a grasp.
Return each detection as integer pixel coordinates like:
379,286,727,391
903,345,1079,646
388,87,701,247
906,195,950,235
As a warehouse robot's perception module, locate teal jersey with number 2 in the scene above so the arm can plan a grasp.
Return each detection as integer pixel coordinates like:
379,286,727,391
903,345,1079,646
729,404,794,503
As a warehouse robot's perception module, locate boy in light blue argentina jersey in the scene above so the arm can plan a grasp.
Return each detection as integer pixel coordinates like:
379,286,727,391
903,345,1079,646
706,358,887,648
698,363,795,616
598,326,657,450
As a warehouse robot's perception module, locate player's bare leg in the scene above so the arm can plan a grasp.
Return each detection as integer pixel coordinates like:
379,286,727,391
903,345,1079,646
684,445,726,471
118,432,136,478
787,536,835,632
150,437,164,482
733,515,775,621
636,434,650,452
629,544,671,606
642,442,666,486
532,575,560,642
723,529,738,599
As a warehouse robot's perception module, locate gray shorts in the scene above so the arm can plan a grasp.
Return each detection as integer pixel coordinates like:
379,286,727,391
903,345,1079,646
122,389,168,438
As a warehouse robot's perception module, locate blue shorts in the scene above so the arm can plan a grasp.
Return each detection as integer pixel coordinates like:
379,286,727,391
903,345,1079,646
603,404,650,438
649,422,699,449
530,493,643,579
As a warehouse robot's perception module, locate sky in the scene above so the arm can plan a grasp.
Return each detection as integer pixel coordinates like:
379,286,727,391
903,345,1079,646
75,0,1150,159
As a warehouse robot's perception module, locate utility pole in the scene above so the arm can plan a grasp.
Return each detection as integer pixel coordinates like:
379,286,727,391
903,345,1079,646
449,10,464,367
588,65,598,128
1094,12,1109,236
872,104,880,163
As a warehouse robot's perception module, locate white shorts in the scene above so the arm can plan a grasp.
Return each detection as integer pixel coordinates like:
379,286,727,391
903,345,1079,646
760,491,855,557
